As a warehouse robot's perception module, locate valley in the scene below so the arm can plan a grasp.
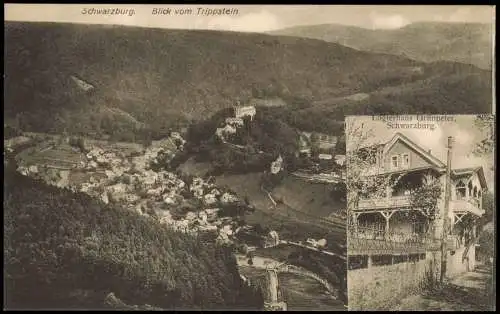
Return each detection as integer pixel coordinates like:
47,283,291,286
5,111,348,308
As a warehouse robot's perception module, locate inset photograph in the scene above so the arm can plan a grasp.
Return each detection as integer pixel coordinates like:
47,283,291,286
346,114,495,311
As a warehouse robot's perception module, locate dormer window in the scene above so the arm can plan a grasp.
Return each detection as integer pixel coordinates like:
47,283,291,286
391,155,399,169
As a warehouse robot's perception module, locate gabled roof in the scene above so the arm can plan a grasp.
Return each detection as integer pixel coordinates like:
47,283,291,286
383,132,446,168
452,166,488,191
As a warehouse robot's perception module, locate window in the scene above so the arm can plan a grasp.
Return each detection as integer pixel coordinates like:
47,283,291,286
402,153,410,168
391,155,399,169
468,181,473,197
456,181,466,200
473,186,478,198
377,150,383,167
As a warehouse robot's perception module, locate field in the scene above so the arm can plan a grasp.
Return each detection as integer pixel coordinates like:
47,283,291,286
68,170,108,187
243,209,335,242
216,173,344,219
16,141,85,168
13,135,144,187
85,138,145,157
273,176,343,217
215,172,346,242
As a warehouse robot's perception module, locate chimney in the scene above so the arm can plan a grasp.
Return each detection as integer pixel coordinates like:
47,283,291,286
447,136,454,149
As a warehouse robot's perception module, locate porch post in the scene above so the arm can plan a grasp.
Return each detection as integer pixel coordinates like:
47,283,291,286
380,210,395,236
352,212,360,234
386,185,392,199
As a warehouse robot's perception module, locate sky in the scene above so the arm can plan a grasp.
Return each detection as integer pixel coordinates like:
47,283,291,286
4,4,495,32
345,115,495,192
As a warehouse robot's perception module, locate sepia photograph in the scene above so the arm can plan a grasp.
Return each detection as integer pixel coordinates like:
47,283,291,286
346,114,495,311
3,4,495,311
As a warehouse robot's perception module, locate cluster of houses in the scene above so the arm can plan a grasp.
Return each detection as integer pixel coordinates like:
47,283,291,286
11,107,299,249
77,144,253,241
215,105,257,142
213,103,346,179
13,130,269,245
298,131,345,174
158,204,239,245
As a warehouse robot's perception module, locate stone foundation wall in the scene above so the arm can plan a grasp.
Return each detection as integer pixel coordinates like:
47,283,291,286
348,251,440,310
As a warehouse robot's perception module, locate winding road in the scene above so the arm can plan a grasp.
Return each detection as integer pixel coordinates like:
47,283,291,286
280,240,346,260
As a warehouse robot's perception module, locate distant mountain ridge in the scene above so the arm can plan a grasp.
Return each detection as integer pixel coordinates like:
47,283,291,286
4,21,492,142
268,22,493,70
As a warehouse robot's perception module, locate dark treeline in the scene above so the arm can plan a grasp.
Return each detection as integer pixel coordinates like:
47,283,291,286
4,166,264,310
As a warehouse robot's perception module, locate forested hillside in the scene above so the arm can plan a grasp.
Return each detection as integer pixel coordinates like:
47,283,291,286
269,22,493,70
4,22,492,142
3,166,263,310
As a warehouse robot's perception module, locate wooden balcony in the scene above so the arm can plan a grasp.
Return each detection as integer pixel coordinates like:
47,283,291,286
347,226,440,255
450,199,484,217
357,195,411,211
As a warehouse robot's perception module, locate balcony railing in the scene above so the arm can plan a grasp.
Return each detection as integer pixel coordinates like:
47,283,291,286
450,199,484,217
348,223,440,255
357,195,411,210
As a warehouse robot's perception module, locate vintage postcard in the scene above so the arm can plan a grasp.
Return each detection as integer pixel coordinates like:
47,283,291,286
3,4,495,311
346,114,495,311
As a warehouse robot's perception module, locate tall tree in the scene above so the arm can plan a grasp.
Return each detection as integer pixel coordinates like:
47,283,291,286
472,114,495,157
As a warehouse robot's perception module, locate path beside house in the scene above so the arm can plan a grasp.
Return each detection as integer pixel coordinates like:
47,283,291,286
393,264,494,311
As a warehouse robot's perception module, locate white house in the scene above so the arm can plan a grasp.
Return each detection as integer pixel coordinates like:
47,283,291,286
270,155,284,174
204,193,218,205
234,105,256,121
221,192,239,204
335,154,346,166
318,154,333,160
216,125,237,141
